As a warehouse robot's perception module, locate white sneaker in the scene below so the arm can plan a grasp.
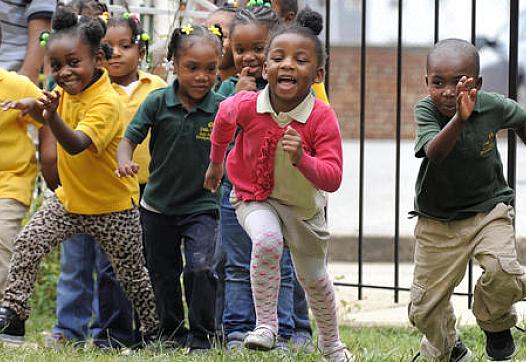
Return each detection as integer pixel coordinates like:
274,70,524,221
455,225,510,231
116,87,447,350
243,328,276,351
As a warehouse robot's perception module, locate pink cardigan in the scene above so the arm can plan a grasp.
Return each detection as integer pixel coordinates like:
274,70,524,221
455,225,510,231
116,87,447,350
210,91,343,202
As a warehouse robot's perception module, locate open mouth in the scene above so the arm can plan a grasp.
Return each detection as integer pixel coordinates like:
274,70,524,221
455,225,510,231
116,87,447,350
277,75,297,90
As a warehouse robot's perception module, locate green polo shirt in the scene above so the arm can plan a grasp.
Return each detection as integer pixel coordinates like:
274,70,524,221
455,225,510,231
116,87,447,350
413,91,526,220
125,80,224,215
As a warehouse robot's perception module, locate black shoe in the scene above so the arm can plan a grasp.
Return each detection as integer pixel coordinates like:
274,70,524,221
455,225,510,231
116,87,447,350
484,329,516,361
410,339,473,362
0,307,25,344
449,339,473,362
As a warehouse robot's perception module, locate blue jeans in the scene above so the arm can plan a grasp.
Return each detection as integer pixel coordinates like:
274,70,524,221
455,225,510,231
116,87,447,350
53,234,101,341
53,234,138,346
92,247,140,348
221,183,295,340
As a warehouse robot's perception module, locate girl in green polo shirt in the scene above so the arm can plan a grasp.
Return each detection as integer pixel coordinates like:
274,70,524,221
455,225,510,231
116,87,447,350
116,25,224,354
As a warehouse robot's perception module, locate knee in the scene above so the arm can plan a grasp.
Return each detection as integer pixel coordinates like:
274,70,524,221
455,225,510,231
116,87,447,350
478,256,525,297
251,230,283,253
225,266,250,282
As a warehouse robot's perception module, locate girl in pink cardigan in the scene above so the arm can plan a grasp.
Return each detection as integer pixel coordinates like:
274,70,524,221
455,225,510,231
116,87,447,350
204,8,352,362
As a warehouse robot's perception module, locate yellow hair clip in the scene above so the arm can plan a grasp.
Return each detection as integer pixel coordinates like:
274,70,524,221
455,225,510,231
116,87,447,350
181,24,194,35
208,25,222,38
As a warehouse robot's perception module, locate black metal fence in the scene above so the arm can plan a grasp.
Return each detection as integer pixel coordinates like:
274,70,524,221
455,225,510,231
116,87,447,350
327,0,521,309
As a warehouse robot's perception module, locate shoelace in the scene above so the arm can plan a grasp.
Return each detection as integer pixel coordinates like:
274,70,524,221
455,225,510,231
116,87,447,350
515,325,525,333
410,351,421,362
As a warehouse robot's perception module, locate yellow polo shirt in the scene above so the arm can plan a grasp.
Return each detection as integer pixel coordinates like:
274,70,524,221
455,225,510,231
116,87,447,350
257,85,326,219
111,71,166,184
55,69,139,214
0,70,43,206
312,82,329,105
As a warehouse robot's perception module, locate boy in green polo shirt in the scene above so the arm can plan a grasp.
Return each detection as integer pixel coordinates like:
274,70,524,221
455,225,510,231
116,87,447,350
409,38,526,362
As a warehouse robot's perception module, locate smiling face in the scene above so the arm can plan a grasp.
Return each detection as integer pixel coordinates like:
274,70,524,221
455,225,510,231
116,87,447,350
264,33,323,113
426,50,481,118
173,38,220,109
230,23,269,79
47,34,102,95
103,25,144,86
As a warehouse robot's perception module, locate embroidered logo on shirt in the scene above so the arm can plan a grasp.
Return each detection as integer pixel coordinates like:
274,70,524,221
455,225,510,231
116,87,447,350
196,121,214,141
480,131,495,156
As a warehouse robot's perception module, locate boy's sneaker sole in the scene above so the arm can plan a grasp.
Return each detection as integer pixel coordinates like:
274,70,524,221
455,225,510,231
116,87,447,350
0,333,24,345
486,350,516,362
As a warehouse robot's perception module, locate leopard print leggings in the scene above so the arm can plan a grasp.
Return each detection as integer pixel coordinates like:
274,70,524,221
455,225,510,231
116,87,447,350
2,194,159,335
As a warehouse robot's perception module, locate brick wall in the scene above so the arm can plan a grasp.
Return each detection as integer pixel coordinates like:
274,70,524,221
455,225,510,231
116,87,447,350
328,46,431,139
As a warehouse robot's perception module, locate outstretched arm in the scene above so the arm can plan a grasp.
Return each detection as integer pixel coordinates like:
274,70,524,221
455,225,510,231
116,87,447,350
38,90,92,155
0,98,45,124
424,76,477,162
116,138,139,177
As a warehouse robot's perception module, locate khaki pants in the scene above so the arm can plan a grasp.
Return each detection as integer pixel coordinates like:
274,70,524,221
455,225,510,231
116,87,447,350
0,199,28,299
408,203,526,359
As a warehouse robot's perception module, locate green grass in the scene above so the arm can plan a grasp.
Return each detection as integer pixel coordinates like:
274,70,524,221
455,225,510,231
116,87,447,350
3,315,526,361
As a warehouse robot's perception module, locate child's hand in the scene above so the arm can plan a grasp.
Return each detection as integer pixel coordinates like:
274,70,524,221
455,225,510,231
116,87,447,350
456,76,477,121
282,126,303,165
0,98,38,117
204,162,224,193
37,90,61,123
235,67,257,93
115,161,140,178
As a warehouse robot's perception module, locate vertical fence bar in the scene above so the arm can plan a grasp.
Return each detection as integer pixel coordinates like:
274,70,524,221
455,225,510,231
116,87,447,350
358,0,366,300
434,0,439,44
325,0,331,97
466,0,477,310
508,0,519,201
394,0,403,303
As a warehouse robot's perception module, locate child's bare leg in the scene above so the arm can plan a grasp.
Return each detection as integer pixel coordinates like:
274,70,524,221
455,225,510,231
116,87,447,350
91,208,159,337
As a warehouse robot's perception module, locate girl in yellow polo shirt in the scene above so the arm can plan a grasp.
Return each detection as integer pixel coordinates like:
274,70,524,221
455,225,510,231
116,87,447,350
0,6,159,341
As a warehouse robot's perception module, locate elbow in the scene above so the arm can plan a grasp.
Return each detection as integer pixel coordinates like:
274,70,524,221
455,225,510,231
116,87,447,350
323,173,342,193
64,145,85,155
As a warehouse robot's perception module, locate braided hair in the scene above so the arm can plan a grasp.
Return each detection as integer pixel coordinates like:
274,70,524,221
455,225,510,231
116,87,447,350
229,6,279,40
266,6,325,67
167,24,222,61
49,5,112,60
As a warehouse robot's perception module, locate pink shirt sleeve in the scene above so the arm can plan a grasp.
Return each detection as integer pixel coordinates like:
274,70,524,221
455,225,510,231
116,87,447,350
296,107,343,192
210,93,241,163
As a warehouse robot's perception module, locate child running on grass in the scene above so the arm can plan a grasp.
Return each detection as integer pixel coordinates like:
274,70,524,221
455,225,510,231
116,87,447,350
116,24,223,354
212,5,299,351
204,8,352,362
409,38,526,362
0,5,159,342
